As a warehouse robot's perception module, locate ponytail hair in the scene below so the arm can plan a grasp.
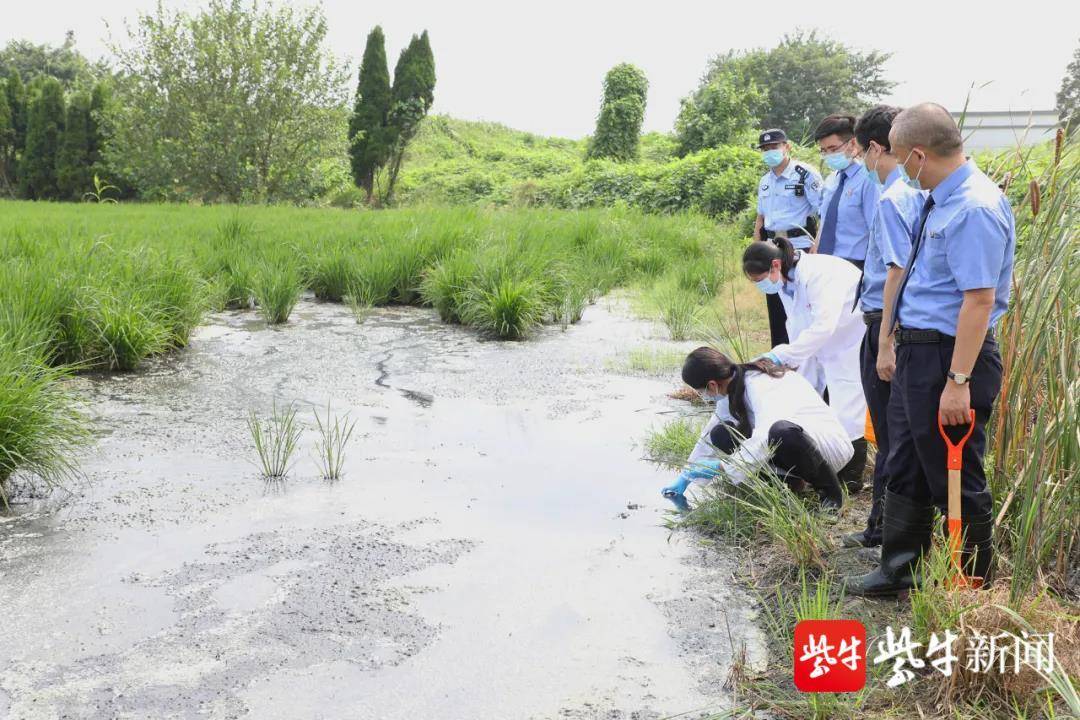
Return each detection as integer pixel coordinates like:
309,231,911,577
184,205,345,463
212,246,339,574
681,347,786,438
743,237,797,281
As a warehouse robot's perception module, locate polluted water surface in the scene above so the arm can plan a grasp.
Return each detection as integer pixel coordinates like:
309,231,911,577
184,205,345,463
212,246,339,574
0,297,766,719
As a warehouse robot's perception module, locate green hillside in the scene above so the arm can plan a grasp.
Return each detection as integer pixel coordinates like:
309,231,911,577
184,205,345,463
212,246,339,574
393,114,760,220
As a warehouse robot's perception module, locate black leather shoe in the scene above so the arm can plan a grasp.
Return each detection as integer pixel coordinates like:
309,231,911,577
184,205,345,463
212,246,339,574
838,438,868,494
844,490,934,597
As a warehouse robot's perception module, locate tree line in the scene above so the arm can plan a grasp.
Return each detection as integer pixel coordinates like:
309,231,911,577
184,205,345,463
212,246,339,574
0,71,111,200
0,1,436,206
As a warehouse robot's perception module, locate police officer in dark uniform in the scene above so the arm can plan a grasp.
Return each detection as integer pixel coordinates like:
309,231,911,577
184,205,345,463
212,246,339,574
753,129,823,347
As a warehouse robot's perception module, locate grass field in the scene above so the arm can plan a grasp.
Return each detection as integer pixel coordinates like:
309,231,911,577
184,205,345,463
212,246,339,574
0,201,744,497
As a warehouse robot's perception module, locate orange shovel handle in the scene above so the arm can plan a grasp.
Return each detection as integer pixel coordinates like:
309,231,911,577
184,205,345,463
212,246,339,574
937,409,976,470
937,409,979,589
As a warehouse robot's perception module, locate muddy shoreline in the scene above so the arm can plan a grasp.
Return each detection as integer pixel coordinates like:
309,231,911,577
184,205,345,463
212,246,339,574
0,298,765,719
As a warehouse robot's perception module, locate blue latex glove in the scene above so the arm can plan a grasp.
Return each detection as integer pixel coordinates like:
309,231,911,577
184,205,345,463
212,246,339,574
660,459,722,498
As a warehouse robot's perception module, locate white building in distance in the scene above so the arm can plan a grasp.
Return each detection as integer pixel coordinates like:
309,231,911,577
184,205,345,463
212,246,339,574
951,109,1060,151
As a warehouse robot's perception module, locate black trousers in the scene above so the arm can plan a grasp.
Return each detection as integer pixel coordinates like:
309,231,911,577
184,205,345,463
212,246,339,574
859,318,891,543
884,333,1002,517
766,293,789,346
711,420,826,489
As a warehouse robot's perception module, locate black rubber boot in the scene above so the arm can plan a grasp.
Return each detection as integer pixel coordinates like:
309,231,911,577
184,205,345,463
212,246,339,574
837,438,868,494
953,509,995,587
844,490,934,597
767,421,844,510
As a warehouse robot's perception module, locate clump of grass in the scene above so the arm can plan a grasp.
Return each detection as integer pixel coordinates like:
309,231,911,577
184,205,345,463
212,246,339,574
90,288,172,371
0,340,90,506
354,250,399,306
312,401,357,481
643,415,703,469
343,279,377,323
308,246,360,303
611,346,688,376
676,452,834,569
251,260,303,324
652,282,703,341
459,276,548,339
247,401,302,480
420,250,474,323
674,257,726,298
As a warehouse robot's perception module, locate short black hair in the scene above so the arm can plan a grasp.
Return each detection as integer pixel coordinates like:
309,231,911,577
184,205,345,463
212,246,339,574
813,114,856,142
855,105,902,152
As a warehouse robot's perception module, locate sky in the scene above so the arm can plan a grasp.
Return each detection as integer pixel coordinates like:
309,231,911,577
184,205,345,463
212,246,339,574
3,0,1076,138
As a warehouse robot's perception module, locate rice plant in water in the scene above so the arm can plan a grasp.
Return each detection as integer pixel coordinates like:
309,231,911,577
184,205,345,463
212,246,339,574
460,276,548,339
247,401,302,480
308,246,360,302
312,401,357,481
251,260,303,324
0,338,90,506
420,250,474,323
90,288,173,371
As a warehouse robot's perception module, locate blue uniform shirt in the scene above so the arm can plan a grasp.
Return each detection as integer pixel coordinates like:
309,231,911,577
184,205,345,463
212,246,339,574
860,168,924,312
819,161,879,261
757,160,823,249
896,160,1016,336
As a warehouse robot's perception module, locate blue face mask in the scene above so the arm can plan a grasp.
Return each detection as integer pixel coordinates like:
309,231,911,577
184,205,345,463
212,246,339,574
762,149,784,168
755,276,784,295
824,152,852,171
865,147,883,188
696,388,717,404
898,149,925,190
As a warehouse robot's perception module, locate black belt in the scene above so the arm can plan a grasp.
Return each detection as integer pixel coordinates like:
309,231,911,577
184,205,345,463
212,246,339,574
863,310,883,326
895,327,995,345
763,228,807,239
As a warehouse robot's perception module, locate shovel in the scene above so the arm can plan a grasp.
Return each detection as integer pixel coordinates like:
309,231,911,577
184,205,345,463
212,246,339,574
937,409,980,589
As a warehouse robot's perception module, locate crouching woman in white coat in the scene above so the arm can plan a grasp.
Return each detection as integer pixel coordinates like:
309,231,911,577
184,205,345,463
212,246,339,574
742,238,869,491
661,347,852,509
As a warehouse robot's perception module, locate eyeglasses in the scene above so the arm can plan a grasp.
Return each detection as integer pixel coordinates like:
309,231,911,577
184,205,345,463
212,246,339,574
818,138,852,156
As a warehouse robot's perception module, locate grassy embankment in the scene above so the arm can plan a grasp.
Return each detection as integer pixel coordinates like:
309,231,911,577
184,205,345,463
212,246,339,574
642,137,1079,718
0,201,749,500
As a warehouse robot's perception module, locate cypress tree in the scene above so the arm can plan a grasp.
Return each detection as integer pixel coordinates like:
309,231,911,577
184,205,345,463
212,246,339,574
57,90,93,200
348,26,392,200
383,31,436,204
88,81,110,166
0,83,14,194
4,69,27,186
19,77,65,200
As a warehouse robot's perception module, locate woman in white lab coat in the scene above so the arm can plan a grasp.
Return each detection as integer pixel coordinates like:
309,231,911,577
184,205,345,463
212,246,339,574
742,237,868,490
661,347,851,509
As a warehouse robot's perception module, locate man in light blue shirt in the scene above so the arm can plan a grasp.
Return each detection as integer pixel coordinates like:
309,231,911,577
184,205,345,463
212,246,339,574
846,103,1015,598
752,128,824,347
842,105,925,550
813,114,881,268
